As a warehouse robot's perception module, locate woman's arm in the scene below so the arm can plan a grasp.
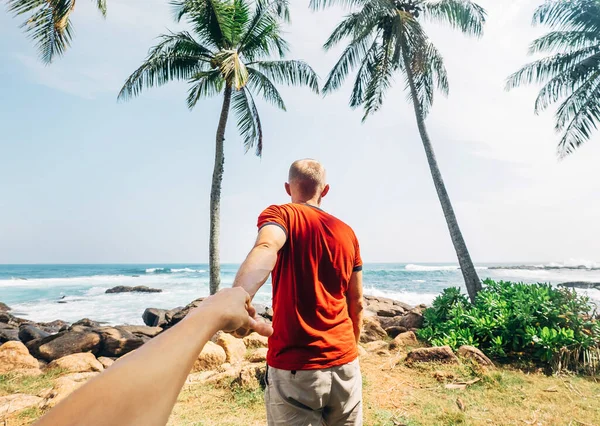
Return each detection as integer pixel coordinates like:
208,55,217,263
34,287,272,426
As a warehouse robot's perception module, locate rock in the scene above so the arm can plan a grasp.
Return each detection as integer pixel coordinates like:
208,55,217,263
0,394,43,417
379,316,406,329
72,318,101,328
360,316,388,343
247,348,268,363
433,370,457,382
389,331,419,350
97,356,115,369
384,326,408,338
40,378,82,409
233,364,266,390
106,286,162,294
61,372,100,382
0,341,43,374
364,295,412,317
243,332,269,349
358,345,368,357
118,325,163,338
0,312,11,324
457,345,494,367
18,324,50,343
0,323,19,343
396,312,424,330
28,331,102,362
46,353,104,373
193,341,227,372
142,308,168,327
205,364,243,385
406,346,458,364
0,302,11,312
558,281,600,290
253,304,274,321
97,327,145,357
216,332,246,364
364,341,389,353
164,299,205,328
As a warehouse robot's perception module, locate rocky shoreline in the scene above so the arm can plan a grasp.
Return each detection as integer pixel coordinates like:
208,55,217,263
0,295,493,419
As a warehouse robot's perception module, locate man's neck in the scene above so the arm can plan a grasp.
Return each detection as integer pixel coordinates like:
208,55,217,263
292,198,321,208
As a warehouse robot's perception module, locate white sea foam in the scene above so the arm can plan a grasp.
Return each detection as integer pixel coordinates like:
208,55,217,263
412,280,426,283
364,287,438,307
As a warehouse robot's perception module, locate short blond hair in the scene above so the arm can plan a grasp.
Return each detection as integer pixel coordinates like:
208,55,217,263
288,159,326,198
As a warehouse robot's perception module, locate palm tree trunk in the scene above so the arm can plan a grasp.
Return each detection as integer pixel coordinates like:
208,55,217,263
209,84,233,295
402,52,482,303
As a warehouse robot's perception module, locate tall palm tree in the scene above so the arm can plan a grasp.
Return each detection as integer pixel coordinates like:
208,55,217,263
118,0,319,295
313,0,486,302
506,0,600,157
7,0,107,64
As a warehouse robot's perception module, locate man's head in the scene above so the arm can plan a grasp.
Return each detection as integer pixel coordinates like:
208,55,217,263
285,159,329,205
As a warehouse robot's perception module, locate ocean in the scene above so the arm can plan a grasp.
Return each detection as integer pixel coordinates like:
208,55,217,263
1,263,599,326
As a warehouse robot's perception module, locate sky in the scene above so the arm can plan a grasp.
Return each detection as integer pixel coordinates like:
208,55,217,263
0,0,599,265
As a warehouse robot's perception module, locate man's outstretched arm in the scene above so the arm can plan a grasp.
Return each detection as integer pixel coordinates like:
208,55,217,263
347,271,364,344
233,225,287,298
34,288,272,426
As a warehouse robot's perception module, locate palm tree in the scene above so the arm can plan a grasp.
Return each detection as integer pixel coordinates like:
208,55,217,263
118,0,319,295
313,0,486,302
7,0,107,64
506,0,600,157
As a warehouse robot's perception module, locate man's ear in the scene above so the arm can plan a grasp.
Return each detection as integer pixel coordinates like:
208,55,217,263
321,184,330,198
285,182,291,196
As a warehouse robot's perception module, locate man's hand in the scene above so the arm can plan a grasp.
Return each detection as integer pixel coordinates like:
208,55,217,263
198,287,273,337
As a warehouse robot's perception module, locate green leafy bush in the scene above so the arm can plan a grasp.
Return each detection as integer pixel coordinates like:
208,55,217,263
417,280,600,374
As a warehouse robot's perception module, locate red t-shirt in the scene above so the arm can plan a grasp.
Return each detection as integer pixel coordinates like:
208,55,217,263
257,203,362,370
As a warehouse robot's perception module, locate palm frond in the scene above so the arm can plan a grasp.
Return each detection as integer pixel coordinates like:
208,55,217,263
323,35,373,94
187,70,225,108
171,0,233,48
94,0,107,17
529,30,600,54
309,0,370,11
215,49,249,89
409,41,449,116
252,60,320,93
232,88,264,156
8,0,75,64
349,37,380,108
239,1,289,61
555,76,600,157
505,46,600,90
362,29,396,120
257,0,290,22
246,67,286,110
118,32,213,101
533,0,600,33
422,0,486,38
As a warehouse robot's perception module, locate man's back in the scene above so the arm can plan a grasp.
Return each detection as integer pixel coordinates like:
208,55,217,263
258,203,362,370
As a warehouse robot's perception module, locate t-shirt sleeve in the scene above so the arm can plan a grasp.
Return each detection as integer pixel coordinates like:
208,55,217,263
353,235,363,272
257,205,288,237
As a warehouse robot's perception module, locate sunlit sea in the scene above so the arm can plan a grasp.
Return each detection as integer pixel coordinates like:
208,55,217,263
1,263,599,325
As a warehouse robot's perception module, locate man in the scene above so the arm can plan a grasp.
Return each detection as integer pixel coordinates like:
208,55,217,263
233,159,364,426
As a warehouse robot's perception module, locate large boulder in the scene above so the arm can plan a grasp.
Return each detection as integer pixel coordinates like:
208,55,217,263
233,364,266,390
247,348,268,363
457,345,494,367
243,332,269,349
18,324,50,343
0,302,11,312
97,356,115,369
0,341,41,374
363,340,389,353
396,312,425,330
164,299,204,328
38,320,70,333
40,377,87,409
360,316,387,343
46,353,104,373
0,394,43,417
106,286,162,294
389,331,419,350
142,308,168,327
0,323,19,343
97,327,145,357
406,346,458,364
118,325,162,338
72,318,101,328
193,341,227,372
28,331,102,362
364,295,412,317
216,332,246,364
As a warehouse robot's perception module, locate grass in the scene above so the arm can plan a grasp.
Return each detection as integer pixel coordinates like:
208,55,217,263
0,369,67,397
2,353,600,425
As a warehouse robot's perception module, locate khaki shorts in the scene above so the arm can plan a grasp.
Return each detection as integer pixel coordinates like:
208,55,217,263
265,359,363,426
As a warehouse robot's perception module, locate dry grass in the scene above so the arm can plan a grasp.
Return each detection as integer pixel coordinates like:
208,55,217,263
2,353,600,426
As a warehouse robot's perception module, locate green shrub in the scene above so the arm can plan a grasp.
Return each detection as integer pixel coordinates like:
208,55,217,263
417,280,600,374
